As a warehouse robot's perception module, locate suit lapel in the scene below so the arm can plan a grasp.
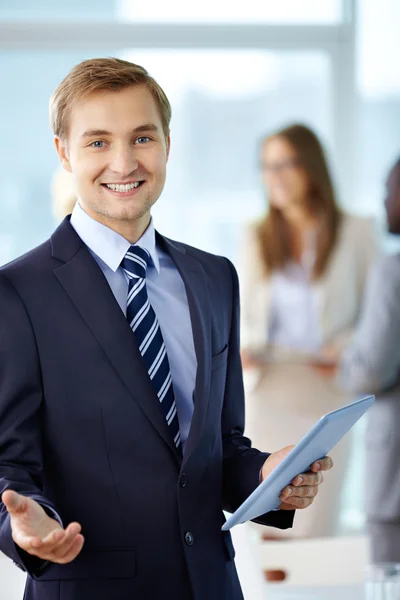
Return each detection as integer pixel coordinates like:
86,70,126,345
51,219,180,461
158,235,211,463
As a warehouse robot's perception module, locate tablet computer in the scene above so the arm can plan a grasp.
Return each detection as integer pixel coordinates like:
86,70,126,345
222,395,374,531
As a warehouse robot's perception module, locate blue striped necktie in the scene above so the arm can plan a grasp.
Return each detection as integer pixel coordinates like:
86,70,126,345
121,246,181,453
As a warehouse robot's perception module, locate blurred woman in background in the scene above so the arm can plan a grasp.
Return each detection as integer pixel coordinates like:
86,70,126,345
240,124,378,541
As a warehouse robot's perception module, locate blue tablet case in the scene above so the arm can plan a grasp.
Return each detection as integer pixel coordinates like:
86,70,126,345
222,395,375,531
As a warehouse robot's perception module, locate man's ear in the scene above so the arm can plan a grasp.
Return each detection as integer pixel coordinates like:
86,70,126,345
54,136,72,173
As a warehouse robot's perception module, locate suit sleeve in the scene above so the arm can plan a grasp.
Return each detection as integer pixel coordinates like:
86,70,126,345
339,256,400,394
221,260,294,529
0,274,60,573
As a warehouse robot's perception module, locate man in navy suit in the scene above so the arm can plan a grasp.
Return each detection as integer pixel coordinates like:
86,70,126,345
0,58,332,600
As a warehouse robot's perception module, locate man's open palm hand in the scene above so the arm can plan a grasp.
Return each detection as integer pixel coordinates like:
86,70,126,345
2,490,84,564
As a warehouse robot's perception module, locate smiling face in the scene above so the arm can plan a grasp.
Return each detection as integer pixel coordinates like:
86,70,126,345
55,84,170,241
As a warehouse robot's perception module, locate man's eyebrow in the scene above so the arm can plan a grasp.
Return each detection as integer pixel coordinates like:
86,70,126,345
133,124,160,134
81,124,160,139
81,129,112,138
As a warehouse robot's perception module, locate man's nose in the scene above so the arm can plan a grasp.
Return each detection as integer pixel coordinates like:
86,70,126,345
109,148,139,177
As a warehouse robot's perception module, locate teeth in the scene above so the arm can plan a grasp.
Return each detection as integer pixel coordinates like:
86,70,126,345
105,182,140,192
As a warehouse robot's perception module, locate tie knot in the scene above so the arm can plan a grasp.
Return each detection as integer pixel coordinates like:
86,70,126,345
121,245,150,279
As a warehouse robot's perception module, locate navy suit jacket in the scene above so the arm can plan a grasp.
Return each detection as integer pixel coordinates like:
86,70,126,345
0,218,293,600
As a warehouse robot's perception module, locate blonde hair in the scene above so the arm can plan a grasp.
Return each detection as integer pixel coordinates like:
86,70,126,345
51,167,77,220
49,57,172,140
257,124,342,280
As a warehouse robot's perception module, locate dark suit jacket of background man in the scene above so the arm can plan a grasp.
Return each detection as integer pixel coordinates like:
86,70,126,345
0,217,293,600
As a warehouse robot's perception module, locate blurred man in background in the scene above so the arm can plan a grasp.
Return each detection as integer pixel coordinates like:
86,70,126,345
340,156,400,563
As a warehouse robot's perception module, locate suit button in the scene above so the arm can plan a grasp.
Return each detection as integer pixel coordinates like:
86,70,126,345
180,473,187,487
184,531,194,546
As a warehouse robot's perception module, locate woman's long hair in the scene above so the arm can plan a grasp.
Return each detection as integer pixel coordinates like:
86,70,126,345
257,124,342,280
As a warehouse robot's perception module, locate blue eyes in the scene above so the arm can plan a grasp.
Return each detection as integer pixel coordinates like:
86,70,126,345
90,137,150,148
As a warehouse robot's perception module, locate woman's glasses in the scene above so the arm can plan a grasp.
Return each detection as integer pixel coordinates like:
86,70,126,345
260,157,301,173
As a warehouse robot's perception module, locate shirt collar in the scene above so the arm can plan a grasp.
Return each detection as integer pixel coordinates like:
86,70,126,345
70,202,160,273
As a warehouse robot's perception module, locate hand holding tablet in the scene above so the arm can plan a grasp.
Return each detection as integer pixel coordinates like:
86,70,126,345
222,395,374,530
261,446,333,512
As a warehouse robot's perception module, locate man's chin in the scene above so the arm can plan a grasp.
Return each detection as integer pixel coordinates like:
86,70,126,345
108,205,153,224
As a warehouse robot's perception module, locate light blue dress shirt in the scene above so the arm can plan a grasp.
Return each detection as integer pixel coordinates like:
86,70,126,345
70,203,196,449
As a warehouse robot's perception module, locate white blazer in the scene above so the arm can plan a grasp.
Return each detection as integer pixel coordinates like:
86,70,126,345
239,213,378,354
